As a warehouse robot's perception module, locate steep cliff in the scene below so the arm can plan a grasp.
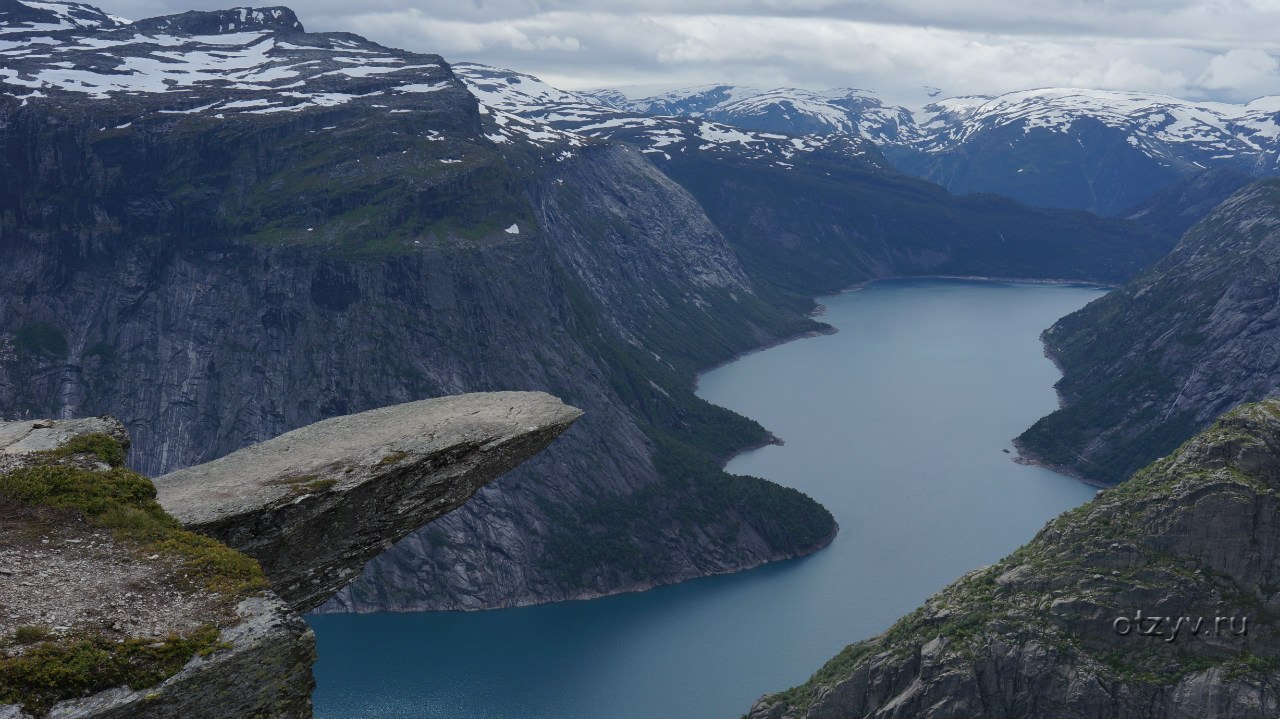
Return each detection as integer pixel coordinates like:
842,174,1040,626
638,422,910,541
1,394,578,717
1,418,315,719
749,401,1280,719
1017,178,1280,484
0,2,836,611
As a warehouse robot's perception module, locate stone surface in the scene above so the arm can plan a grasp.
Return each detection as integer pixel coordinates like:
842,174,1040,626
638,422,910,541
1018,178,1280,484
0,418,128,461
1,420,315,719
10,597,316,719
155,391,582,612
749,401,1280,719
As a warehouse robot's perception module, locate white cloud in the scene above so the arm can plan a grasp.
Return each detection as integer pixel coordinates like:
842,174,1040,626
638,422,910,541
1197,48,1280,100
83,0,1280,104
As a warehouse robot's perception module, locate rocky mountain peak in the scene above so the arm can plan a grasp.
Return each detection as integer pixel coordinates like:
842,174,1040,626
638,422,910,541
0,0,123,34
130,6,304,35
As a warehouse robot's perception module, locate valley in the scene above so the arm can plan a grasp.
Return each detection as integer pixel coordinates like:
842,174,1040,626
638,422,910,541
5,1,1280,717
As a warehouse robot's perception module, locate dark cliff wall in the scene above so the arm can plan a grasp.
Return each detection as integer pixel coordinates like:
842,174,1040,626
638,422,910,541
1017,178,1280,484
0,94,834,610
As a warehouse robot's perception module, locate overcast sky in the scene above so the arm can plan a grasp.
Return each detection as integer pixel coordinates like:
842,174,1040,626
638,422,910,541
91,0,1280,107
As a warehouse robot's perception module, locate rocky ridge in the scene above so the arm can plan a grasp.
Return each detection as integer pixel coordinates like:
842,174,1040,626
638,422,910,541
588,83,1280,214
749,400,1280,719
1017,178,1280,484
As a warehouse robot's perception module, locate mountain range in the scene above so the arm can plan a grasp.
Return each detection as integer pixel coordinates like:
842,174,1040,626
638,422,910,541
571,81,1280,216
0,0,1194,615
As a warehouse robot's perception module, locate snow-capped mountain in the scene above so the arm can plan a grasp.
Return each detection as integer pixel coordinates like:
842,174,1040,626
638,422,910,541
0,2,464,116
455,63,883,169
915,89,1280,170
583,83,916,144
594,83,1280,213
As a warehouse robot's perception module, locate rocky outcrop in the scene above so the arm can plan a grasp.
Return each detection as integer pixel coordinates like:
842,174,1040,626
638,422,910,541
1,393,575,716
155,392,582,611
1017,178,1280,484
1,419,315,719
749,401,1280,719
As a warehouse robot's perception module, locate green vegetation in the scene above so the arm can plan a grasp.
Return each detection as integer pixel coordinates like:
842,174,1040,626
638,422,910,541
13,322,68,359
0,626,223,715
375,451,408,467
759,405,1280,715
1015,197,1261,483
537,263,837,586
42,432,127,467
0,457,267,596
11,627,52,646
0,434,268,714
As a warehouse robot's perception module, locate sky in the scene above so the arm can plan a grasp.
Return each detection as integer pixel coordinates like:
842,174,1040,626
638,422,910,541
89,0,1280,107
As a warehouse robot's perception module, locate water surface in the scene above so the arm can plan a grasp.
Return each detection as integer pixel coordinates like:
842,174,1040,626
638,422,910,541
310,278,1104,719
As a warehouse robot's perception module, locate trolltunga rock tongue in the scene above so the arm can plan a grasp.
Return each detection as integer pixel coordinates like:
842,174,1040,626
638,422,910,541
155,391,583,612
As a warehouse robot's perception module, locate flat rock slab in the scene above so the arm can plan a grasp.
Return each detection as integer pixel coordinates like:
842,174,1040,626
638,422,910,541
0,417,129,459
154,392,583,612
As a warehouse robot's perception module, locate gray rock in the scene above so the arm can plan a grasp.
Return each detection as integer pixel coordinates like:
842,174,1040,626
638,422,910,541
1018,177,1280,484
0,417,129,457
155,392,582,611
39,596,315,719
750,401,1280,719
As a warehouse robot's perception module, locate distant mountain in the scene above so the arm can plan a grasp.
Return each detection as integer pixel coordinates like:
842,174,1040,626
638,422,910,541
581,83,916,143
896,89,1280,214
1016,178,1280,484
459,63,1171,295
457,64,887,170
598,84,1280,214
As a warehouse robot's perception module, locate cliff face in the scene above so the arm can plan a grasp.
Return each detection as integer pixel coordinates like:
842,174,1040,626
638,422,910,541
1,1,1170,614
750,401,1280,719
1,394,578,717
1017,178,1280,484
0,418,316,719
656,151,1172,297
0,2,836,611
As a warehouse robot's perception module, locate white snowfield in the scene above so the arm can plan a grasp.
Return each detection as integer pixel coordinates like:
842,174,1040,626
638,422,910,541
453,62,878,168
917,89,1280,159
580,81,1280,168
0,0,453,114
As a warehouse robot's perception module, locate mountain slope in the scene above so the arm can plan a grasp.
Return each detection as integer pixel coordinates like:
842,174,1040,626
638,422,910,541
749,400,1280,718
600,84,1280,214
892,90,1280,215
0,1,836,611
1017,178,1280,484
462,64,1173,296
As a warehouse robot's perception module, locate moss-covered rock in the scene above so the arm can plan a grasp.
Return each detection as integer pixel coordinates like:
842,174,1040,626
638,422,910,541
750,401,1280,719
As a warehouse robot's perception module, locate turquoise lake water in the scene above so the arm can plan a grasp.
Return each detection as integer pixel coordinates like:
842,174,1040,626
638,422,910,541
309,278,1105,719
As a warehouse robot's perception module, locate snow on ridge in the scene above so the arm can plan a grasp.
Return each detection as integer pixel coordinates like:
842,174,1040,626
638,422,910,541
916,87,1280,155
454,63,876,166
0,13,459,115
